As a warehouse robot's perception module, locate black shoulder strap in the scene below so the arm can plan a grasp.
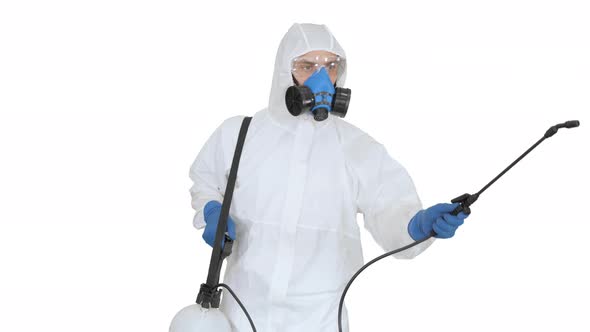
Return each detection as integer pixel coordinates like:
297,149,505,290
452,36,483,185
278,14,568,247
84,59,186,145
206,116,252,287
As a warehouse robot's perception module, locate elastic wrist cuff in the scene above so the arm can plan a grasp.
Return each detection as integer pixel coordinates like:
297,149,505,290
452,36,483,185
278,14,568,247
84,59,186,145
408,210,426,241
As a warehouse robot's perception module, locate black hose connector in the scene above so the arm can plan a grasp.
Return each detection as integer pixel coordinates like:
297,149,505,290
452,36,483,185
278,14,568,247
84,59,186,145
196,283,222,309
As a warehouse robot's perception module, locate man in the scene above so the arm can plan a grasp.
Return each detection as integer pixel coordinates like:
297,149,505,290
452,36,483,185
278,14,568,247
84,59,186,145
189,23,468,332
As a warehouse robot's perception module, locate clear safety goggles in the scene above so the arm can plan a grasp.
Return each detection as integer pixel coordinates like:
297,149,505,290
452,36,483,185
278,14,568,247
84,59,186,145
291,53,346,85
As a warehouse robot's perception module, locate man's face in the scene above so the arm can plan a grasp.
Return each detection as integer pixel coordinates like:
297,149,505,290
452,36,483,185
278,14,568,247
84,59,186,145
291,50,344,86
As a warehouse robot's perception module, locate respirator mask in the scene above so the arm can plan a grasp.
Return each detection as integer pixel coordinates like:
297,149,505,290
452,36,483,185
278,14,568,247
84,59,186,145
285,52,351,121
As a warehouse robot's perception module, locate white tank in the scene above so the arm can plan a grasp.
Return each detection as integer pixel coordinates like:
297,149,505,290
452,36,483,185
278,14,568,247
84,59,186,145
169,304,232,332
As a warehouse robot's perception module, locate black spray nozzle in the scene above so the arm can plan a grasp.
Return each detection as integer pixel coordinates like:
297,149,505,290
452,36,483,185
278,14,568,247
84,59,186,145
544,120,581,138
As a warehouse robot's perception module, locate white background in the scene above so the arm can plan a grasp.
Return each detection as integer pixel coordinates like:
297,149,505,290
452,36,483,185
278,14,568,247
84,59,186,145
1,0,588,331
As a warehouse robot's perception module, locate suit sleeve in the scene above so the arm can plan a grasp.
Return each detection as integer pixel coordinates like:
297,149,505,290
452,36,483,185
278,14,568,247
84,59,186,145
346,134,435,259
188,123,228,230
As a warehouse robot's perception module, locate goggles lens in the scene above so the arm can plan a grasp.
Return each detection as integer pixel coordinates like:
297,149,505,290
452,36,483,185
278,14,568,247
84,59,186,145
291,53,346,84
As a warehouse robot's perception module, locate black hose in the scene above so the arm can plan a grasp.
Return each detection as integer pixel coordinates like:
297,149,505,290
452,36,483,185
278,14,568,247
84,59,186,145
214,235,434,332
214,283,257,332
337,234,434,332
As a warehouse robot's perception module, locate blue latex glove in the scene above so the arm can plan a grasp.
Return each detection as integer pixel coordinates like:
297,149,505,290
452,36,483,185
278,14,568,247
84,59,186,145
202,200,237,248
407,203,469,240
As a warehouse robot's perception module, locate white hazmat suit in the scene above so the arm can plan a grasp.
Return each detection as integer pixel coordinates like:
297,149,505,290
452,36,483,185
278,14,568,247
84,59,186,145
189,23,435,332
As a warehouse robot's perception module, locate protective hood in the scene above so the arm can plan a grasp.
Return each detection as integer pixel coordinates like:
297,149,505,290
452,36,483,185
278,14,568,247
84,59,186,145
268,23,347,131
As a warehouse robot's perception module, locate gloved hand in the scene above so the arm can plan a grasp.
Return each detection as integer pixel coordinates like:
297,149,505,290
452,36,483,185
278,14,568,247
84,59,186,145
202,200,237,248
407,203,469,240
